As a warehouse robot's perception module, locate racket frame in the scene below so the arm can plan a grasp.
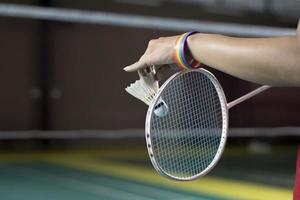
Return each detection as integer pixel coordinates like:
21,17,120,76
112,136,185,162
145,68,229,181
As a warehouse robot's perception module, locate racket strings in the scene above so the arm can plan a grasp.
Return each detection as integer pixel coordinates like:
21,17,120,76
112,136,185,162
150,71,224,179
154,83,194,173
156,77,220,129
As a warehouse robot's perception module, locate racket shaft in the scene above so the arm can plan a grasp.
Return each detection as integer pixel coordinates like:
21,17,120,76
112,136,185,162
227,85,271,109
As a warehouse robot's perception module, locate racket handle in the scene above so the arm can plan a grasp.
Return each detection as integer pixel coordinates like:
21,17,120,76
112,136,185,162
227,85,271,109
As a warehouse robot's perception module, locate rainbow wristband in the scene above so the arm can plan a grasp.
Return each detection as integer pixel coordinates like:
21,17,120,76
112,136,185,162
173,31,200,70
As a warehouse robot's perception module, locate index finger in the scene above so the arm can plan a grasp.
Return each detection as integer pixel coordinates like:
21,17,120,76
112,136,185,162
123,61,147,72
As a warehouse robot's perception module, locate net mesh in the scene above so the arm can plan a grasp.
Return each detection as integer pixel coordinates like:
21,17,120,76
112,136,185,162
149,71,225,179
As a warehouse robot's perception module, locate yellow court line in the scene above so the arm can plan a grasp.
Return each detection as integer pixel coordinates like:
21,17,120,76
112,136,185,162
46,156,292,200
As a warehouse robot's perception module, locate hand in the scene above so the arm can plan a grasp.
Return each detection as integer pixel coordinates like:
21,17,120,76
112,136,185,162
123,36,179,72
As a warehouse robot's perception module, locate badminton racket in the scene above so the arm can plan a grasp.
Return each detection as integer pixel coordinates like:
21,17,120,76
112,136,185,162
145,68,270,181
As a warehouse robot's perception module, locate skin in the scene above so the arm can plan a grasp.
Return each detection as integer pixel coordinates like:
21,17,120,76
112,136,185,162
124,20,300,86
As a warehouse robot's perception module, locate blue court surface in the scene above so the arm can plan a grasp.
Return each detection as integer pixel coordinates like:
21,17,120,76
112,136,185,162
0,141,296,200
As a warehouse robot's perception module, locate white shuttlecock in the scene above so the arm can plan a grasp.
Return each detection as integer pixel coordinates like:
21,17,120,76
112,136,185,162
125,80,154,105
125,70,168,117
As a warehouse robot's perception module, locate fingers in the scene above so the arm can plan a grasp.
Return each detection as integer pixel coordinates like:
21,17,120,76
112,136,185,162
124,36,177,72
124,56,153,72
124,44,151,72
123,61,145,72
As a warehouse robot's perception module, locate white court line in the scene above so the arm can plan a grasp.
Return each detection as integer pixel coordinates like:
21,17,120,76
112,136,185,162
4,165,156,200
52,179,157,200
0,3,295,37
3,164,209,200
67,168,209,200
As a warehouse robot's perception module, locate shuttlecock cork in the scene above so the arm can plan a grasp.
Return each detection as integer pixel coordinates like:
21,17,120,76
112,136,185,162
125,69,168,117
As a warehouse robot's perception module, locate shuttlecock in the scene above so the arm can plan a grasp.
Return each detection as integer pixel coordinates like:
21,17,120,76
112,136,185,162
125,69,168,117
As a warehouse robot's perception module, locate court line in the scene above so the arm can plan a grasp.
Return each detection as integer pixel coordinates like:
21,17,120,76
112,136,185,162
0,173,112,200
0,3,295,37
73,172,201,200
0,163,206,200
32,163,209,200
47,156,292,200
1,165,157,200
0,151,292,199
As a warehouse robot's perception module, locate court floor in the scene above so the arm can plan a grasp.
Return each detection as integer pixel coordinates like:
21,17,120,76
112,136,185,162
0,143,296,200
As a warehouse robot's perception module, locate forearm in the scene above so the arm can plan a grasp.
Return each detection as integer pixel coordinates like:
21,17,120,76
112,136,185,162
187,33,300,86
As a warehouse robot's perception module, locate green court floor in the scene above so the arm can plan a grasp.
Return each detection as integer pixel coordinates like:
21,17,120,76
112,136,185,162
0,145,296,200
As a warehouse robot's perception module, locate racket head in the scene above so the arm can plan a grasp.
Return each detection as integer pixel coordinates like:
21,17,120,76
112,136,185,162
145,68,228,181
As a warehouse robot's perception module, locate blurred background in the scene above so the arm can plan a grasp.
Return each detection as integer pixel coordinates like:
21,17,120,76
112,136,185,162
0,0,299,200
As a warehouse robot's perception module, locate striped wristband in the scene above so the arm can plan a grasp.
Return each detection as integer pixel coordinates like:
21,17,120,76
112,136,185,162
173,31,200,70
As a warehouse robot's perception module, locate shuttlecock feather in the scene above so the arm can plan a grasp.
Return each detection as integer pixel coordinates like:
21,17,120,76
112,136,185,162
125,70,168,117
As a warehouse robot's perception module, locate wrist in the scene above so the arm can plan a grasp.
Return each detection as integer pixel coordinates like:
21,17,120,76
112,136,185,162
187,33,203,59
186,33,200,50
173,32,201,70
